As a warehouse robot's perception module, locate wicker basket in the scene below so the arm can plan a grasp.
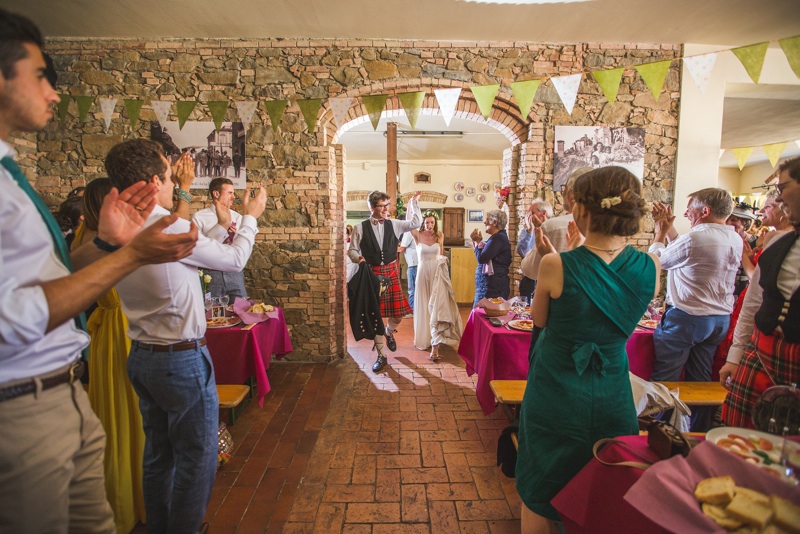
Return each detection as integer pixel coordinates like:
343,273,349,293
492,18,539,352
483,307,510,317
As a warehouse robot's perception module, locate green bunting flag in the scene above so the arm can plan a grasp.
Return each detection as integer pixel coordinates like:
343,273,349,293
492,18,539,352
57,94,71,121
509,80,540,119
778,36,800,79
733,147,754,170
74,96,94,122
264,100,288,132
397,91,426,129
362,94,388,131
207,101,228,131
731,42,769,83
176,101,197,130
634,60,672,102
592,68,624,105
124,99,144,128
762,142,787,168
471,84,500,119
297,98,323,133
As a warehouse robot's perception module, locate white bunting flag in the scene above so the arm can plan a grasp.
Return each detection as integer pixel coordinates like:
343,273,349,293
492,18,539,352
434,88,461,126
683,53,718,94
329,97,354,129
235,101,258,132
150,100,172,124
550,74,583,115
98,97,118,130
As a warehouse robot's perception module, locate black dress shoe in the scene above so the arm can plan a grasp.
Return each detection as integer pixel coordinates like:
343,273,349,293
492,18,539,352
384,330,397,352
372,354,388,373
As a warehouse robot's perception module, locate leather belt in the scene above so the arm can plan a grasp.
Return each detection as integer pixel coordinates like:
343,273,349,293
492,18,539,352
133,338,206,353
0,360,84,403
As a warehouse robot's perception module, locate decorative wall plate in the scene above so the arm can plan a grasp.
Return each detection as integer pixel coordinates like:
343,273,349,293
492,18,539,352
480,183,491,192
454,193,464,202
465,187,476,197
493,181,501,189
454,182,465,191
476,194,486,203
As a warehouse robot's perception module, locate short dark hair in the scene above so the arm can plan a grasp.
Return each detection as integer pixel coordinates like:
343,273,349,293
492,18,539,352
105,139,167,191
571,166,648,236
0,8,45,80
779,156,800,183
209,177,233,197
82,178,113,232
367,190,390,209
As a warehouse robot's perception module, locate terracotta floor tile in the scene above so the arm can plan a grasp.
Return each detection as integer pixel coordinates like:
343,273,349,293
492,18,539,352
401,484,429,523
351,455,377,484
430,500,459,534
375,468,401,503
344,503,401,523
321,484,376,503
455,499,514,521
313,502,347,533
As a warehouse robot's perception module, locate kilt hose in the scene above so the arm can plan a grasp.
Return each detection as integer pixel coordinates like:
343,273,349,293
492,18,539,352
370,261,412,320
722,329,800,429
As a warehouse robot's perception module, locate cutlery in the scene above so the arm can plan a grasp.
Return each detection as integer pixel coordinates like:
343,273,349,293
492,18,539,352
241,323,257,331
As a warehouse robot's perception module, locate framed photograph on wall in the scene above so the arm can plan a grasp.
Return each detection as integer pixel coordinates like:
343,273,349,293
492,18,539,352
468,210,484,223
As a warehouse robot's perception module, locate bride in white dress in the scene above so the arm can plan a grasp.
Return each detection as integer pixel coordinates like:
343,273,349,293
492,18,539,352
412,214,463,360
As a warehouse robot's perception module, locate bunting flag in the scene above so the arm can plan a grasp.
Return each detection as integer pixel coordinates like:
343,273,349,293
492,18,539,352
98,97,117,130
74,95,94,123
175,101,197,130
361,94,388,131
329,96,354,129
434,88,461,126
733,147,754,170
264,100,288,132
471,84,500,119
731,42,769,83
396,91,425,129
509,80,540,118
235,101,258,132
150,100,172,124
591,68,624,104
297,98,323,133
550,73,582,115
207,101,228,131
634,60,671,101
683,53,718,94
762,142,787,167
778,35,800,79
124,99,144,128
57,94,71,121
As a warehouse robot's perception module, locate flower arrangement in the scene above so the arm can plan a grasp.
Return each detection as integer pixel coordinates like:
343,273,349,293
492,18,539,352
422,209,439,220
199,269,212,295
495,185,510,208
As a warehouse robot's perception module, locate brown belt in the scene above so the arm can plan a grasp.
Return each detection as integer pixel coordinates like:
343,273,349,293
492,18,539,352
0,360,85,403
132,338,206,353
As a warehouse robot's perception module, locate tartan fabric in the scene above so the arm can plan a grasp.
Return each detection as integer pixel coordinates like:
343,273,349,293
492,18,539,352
722,329,800,429
370,261,412,319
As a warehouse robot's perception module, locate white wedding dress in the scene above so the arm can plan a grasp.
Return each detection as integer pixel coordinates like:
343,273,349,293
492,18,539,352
414,242,462,350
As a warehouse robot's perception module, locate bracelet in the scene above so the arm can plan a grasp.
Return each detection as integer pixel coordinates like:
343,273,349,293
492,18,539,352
176,189,193,203
93,236,121,252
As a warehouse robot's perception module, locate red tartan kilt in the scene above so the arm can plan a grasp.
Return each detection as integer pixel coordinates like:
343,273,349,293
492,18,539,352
370,261,412,319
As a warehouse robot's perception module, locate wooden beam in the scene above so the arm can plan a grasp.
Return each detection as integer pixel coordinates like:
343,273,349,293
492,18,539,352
386,122,398,216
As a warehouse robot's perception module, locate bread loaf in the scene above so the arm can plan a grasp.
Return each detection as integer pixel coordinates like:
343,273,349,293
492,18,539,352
726,492,774,528
770,495,800,534
695,476,736,505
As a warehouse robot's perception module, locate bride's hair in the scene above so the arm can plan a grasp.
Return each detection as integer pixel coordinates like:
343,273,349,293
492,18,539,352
419,213,439,234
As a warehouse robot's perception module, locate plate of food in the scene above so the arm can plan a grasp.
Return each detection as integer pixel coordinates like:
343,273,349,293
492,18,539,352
706,427,800,483
206,316,242,329
638,318,659,329
508,319,534,332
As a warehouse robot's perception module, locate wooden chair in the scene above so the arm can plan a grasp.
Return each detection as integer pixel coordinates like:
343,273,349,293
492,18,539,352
217,384,251,425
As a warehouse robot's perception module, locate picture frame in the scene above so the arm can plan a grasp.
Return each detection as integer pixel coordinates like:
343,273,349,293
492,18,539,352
468,210,484,223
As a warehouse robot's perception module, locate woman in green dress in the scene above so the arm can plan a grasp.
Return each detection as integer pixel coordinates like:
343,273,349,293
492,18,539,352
516,166,661,533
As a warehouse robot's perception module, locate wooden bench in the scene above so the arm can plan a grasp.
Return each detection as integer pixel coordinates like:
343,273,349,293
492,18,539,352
217,384,251,425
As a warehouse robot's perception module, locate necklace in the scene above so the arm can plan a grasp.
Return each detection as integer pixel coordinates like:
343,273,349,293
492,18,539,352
584,243,626,256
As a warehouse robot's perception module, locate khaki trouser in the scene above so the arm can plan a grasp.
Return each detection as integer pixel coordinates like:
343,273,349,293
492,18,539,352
0,377,114,533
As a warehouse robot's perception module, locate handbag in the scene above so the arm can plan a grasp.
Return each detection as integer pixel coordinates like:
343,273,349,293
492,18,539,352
751,350,800,435
646,420,697,460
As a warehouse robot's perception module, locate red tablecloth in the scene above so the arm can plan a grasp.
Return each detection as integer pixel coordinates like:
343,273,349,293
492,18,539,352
206,307,293,406
627,326,656,381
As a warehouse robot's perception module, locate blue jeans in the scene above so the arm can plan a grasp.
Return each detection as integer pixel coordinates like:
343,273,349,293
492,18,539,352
127,341,219,534
406,265,417,310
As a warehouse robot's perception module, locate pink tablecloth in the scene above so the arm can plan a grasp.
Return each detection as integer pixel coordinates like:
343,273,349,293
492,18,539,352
627,327,656,381
206,307,293,406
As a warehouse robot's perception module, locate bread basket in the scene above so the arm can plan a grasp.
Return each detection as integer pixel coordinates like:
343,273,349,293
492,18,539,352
482,307,510,317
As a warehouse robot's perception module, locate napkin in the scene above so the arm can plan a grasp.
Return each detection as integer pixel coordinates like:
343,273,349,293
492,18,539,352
476,297,510,311
232,297,279,324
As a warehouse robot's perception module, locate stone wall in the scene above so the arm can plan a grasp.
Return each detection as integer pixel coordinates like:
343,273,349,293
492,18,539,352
19,37,682,361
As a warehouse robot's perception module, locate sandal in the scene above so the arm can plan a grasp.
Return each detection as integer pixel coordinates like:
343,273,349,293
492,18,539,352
429,348,440,361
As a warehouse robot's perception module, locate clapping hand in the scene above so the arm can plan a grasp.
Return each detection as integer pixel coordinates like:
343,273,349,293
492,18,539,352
213,196,232,228
128,214,198,265
243,185,267,219
97,181,157,246
566,220,585,250
534,226,557,256
470,228,482,245
171,152,194,190
651,202,675,239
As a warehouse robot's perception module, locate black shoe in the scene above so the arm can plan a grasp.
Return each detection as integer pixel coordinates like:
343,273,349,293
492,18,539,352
385,330,397,352
372,354,388,373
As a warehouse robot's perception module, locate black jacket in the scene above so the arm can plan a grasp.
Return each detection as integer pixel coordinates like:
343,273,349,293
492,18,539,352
347,262,386,341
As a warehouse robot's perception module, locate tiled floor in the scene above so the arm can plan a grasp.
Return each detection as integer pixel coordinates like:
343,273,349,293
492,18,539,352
202,305,521,533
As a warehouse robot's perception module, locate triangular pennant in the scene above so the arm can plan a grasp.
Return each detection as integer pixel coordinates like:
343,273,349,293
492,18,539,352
731,42,769,84
263,100,288,132
550,73,582,115
434,88,461,126
175,101,197,130
778,35,800,79
296,98,323,133
207,101,228,131
634,60,671,101
57,94,71,121
396,91,425,129
150,100,172,124
235,101,258,132
362,94,388,131
509,80,540,119
74,95,94,123
329,97,354,129
762,142,787,168
98,97,117,130
591,68,624,104
732,147,754,170
683,53,718,94
470,84,500,119
124,99,144,128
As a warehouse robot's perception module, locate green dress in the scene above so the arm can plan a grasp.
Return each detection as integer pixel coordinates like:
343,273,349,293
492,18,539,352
515,246,655,520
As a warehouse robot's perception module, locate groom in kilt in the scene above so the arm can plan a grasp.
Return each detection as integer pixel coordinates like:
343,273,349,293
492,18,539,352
349,190,421,372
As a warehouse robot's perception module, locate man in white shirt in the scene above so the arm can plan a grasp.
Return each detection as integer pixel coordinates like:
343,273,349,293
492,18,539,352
398,231,418,312
0,10,198,531
192,177,247,300
649,188,742,431
105,138,266,533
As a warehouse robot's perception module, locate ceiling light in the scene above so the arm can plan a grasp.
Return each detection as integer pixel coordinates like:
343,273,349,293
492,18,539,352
383,130,464,138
